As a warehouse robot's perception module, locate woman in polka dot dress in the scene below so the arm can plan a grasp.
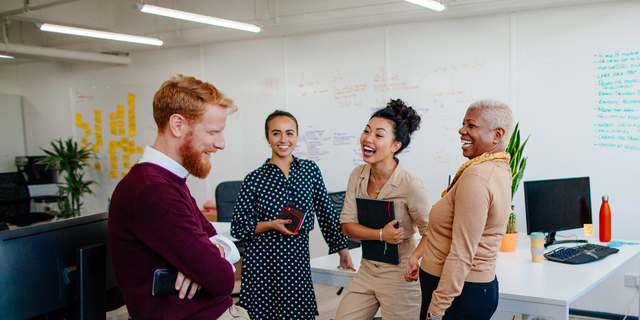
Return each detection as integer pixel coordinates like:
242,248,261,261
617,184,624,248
231,110,354,320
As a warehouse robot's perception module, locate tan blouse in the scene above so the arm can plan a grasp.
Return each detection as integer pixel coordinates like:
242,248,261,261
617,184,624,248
420,161,511,316
340,161,430,259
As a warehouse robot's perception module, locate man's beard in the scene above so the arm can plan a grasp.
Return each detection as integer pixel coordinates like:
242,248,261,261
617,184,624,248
179,131,213,179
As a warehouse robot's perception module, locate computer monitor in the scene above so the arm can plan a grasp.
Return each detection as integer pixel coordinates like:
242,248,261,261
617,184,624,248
524,177,592,247
0,212,123,320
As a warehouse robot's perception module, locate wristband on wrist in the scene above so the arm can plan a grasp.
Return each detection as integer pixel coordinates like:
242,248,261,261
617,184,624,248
379,228,383,241
427,311,443,320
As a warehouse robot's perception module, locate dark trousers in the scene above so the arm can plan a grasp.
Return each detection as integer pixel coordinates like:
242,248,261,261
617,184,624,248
419,269,499,320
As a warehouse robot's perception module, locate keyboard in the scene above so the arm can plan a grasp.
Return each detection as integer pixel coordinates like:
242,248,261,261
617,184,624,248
544,243,620,264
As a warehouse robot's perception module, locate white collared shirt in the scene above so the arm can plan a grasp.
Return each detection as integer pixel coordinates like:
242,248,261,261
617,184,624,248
139,145,189,178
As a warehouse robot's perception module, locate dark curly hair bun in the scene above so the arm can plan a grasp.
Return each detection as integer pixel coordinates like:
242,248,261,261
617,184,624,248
371,99,422,155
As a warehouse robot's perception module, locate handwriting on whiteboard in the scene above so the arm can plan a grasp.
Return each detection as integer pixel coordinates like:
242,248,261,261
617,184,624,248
593,50,640,151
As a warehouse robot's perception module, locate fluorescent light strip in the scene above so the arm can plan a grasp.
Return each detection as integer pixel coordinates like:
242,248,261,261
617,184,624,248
39,23,163,46
0,54,14,59
137,4,261,33
404,0,446,11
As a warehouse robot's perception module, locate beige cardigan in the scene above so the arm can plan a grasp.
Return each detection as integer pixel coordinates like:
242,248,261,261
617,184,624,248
420,161,511,316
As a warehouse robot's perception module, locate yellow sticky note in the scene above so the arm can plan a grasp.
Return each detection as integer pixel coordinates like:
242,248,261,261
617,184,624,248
117,105,124,113
123,162,131,169
111,129,117,135
95,133,102,139
81,123,88,129
117,111,124,119
128,93,135,101
110,113,117,120
123,154,130,162
128,129,136,136
110,121,117,128
121,172,127,178
95,125,102,131
109,171,117,178
127,147,135,154
109,147,116,154
117,120,124,127
80,146,86,151
109,141,115,147
92,145,99,152
76,120,83,127
96,140,103,146
584,224,593,237
136,146,143,153
119,128,125,135
110,163,118,169
111,156,117,162
75,113,82,120
94,163,101,170
81,137,88,145
128,109,134,115
122,137,129,143
127,100,135,108
94,110,101,117
115,142,122,148
95,117,102,124
84,129,91,136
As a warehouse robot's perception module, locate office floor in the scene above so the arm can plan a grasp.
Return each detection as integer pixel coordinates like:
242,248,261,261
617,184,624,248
107,280,606,320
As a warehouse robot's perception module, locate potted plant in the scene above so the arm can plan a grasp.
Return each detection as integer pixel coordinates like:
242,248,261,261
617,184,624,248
38,138,97,219
500,123,529,252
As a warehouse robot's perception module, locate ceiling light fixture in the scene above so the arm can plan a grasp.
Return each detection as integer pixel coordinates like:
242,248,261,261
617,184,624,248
135,4,261,33
38,23,163,46
0,54,14,59
404,0,446,12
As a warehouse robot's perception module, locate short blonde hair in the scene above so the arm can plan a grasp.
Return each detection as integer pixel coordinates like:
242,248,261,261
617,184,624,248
467,99,515,148
153,74,237,132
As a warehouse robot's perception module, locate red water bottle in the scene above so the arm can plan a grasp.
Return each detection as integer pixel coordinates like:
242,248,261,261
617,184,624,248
599,195,611,242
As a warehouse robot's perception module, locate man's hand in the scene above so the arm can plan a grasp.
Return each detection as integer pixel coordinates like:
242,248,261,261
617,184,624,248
337,248,356,271
212,242,225,257
175,271,201,299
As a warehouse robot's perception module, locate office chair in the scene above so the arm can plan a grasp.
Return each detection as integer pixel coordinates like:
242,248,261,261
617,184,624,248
0,172,54,227
215,181,244,223
328,191,360,249
214,180,246,299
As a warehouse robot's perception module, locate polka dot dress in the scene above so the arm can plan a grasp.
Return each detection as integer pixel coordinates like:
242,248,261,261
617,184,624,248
231,157,348,320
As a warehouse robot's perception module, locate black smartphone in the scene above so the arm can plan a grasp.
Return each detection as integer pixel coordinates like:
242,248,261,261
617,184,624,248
152,269,191,296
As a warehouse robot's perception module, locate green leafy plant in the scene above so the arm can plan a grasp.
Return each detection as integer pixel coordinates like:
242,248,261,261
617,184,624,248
38,138,97,219
505,123,530,234
506,208,517,234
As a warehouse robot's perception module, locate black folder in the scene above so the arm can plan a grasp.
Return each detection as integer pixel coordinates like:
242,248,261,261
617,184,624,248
356,198,399,265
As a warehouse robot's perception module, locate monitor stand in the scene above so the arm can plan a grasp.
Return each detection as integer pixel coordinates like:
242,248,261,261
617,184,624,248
544,231,588,248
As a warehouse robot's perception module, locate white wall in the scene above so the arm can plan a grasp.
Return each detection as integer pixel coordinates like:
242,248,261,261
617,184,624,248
1,1,639,316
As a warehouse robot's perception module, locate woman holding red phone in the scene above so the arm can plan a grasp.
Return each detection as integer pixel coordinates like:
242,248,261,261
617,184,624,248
231,110,354,320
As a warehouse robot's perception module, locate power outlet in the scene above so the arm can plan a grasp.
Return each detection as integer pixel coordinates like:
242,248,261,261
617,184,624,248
624,274,640,287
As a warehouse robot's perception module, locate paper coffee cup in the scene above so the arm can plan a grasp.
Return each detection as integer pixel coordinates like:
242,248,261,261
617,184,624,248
530,232,545,263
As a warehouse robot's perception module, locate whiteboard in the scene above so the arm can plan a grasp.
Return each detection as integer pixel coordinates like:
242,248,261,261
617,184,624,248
0,94,26,172
287,15,511,199
512,1,640,239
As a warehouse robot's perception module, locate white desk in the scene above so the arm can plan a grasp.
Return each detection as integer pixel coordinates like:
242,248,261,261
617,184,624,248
310,238,640,319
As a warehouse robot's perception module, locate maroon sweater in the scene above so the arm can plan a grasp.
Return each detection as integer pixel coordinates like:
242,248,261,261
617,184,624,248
108,163,234,320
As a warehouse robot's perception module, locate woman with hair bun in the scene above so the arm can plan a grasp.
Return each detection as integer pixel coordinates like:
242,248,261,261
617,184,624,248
335,99,431,320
